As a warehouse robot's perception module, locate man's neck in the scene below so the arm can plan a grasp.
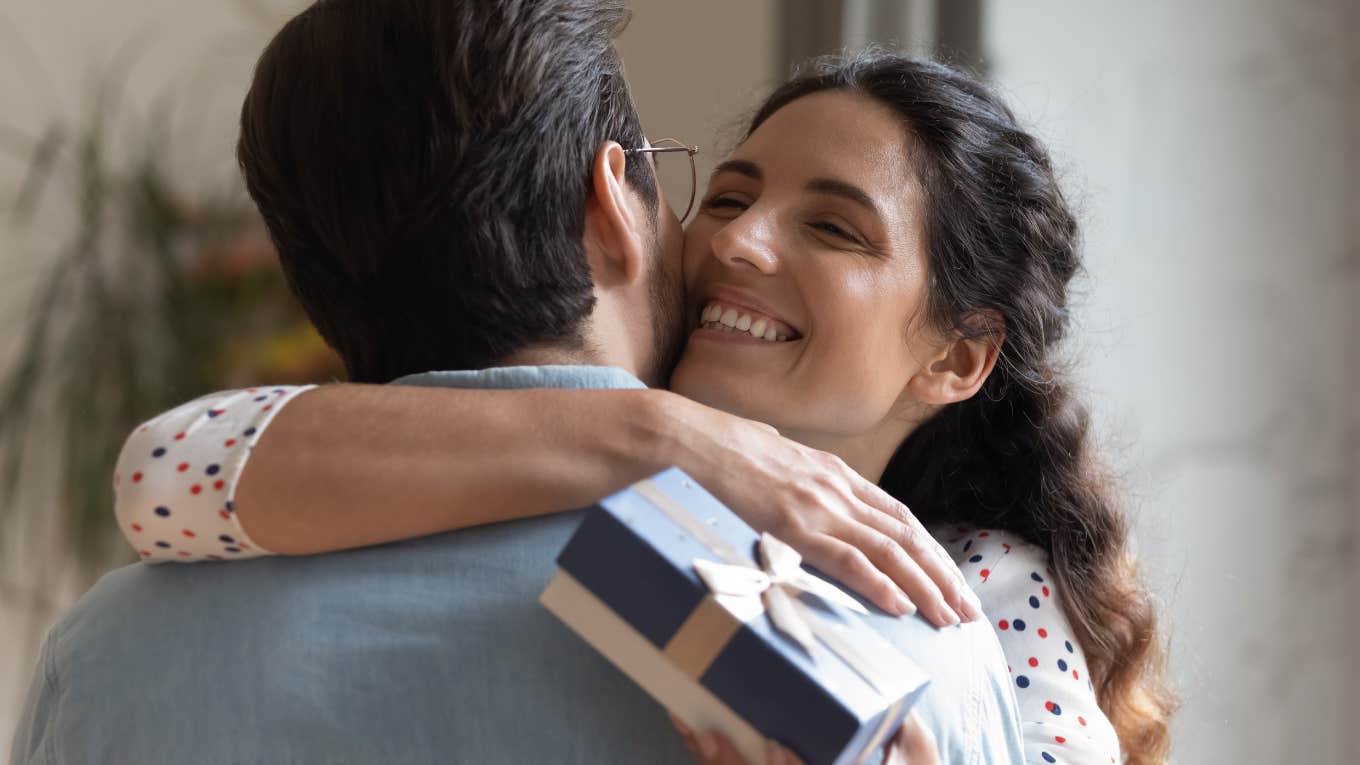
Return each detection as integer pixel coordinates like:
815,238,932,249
498,343,638,376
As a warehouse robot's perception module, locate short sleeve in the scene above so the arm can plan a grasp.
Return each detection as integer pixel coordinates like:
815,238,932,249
113,385,314,562
937,526,1123,765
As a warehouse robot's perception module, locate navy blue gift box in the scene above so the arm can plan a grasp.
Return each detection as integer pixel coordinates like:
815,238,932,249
539,468,929,765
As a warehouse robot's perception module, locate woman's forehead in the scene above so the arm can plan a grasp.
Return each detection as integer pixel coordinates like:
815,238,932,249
737,92,915,187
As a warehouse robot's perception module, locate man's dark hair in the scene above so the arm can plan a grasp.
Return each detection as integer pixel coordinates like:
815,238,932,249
239,0,657,382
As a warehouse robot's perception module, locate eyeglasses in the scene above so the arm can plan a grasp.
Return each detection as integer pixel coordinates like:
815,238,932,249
626,138,700,222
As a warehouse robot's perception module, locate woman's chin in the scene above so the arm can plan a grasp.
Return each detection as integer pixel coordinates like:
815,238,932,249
669,358,777,426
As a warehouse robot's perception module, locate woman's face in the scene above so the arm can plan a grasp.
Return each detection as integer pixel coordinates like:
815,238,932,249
670,90,945,459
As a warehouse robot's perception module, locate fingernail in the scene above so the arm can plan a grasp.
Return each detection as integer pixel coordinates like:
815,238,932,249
767,740,788,765
697,731,719,760
936,603,961,628
895,593,917,617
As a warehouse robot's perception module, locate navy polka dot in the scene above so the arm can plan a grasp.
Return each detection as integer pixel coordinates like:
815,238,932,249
219,535,235,543
1048,702,1062,715
243,427,257,437
154,506,171,517
1058,659,1068,671
1029,595,1041,608
968,554,983,563
1031,572,1044,583
1016,675,1030,689
253,395,268,402
1065,640,1074,653
206,464,221,476
1041,753,1055,763
155,541,170,549
1012,618,1026,631
151,447,166,458
225,501,234,512
224,546,241,553
962,539,973,552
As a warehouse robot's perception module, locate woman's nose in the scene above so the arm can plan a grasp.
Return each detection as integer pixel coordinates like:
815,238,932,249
710,215,779,275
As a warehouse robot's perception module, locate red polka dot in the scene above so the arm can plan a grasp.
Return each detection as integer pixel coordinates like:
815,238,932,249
219,509,231,520
1044,701,1056,712
1078,716,1087,727
1028,657,1039,668
1037,628,1048,638
132,472,144,483
213,480,225,491
238,542,251,550
130,523,143,533
224,439,237,447
998,619,1010,630
140,550,151,557
262,404,273,412
177,462,190,472
1055,736,1066,744
978,531,990,537
1042,586,1050,597
1073,670,1080,680
174,432,186,441
1002,543,1011,552
980,568,990,580
182,529,196,538
178,551,192,558
190,484,203,495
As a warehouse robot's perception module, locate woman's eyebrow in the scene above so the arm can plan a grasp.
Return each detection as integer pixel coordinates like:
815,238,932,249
709,159,762,181
806,178,881,218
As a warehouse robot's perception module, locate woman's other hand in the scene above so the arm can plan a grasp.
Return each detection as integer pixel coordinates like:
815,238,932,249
652,392,979,627
884,713,940,765
670,714,804,765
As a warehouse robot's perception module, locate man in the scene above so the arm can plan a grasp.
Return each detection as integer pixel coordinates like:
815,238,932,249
11,1,1023,763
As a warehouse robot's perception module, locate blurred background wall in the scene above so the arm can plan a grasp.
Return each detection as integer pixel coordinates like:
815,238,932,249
1,1,1356,760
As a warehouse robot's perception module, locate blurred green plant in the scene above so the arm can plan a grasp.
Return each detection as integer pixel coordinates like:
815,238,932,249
0,65,341,573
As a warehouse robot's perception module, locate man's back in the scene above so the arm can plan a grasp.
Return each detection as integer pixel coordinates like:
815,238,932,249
11,368,1024,764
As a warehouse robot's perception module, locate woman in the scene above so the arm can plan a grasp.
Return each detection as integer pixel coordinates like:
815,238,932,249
115,53,1175,764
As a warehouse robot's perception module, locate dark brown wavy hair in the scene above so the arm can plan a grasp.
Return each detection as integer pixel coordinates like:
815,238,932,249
749,52,1178,764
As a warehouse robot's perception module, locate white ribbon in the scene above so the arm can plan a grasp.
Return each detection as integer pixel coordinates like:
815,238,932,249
693,532,869,654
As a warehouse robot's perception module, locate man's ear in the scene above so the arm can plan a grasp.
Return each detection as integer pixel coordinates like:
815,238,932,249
583,141,647,287
906,311,1005,405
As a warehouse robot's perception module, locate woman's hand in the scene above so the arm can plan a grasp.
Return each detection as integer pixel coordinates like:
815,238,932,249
652,392,980,627
670,712,939,765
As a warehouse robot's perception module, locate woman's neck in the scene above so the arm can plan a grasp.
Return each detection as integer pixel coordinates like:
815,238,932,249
781,409,930,484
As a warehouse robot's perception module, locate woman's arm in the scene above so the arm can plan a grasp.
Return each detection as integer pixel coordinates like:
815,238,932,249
116,384,980,627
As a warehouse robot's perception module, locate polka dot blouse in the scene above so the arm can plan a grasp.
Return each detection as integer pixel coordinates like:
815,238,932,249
114,385,1121,763
936,526,1123,764
113,386,313,561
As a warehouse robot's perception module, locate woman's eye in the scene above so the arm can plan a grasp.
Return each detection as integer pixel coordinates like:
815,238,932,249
702,196,748,213
811,221,855,241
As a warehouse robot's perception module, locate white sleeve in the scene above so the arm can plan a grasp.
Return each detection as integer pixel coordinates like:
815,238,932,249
942,527,1123,765
113,385,315,563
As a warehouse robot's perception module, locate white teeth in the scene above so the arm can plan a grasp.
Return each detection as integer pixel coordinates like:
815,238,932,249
698,301,796,343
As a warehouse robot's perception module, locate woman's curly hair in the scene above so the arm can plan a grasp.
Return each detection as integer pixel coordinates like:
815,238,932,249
749,51,1178,764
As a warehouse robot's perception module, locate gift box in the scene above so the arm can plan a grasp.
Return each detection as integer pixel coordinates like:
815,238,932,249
539,468,929,765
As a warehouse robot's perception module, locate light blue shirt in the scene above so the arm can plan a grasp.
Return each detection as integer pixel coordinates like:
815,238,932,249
11,365,1024,764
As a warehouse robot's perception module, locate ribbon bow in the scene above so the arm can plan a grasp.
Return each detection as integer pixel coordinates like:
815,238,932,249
693,532,868,653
